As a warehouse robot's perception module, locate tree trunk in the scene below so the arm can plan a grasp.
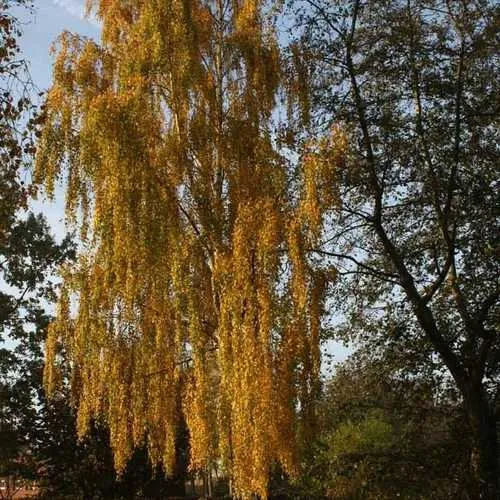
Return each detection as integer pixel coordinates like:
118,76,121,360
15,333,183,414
407,296,498,497
462,380,498,499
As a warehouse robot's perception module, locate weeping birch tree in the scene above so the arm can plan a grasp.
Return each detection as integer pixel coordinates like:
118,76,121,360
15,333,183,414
34,0,343,497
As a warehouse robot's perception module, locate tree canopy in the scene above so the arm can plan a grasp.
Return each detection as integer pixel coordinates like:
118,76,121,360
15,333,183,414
35,0,344,497
30,0,499,497
290,0,499,496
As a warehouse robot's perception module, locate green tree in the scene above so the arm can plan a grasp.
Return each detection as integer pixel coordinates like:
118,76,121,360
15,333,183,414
0,173,74,492
290,0,499,496
317,346,470,499
0,211,74,494
269,335,470,499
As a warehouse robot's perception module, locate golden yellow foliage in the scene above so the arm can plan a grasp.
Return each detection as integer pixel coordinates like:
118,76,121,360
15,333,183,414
36,1,344,497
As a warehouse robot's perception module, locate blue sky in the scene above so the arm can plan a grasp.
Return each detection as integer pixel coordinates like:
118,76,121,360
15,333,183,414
0,1,100,344
20,1,99,90
16,1,99,237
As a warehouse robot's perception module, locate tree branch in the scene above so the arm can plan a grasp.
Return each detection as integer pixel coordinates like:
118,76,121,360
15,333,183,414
310,248,399,284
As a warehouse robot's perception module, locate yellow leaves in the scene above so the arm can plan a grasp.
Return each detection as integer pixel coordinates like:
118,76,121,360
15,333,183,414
74,41,100,90
43,323,60,398
301,153,323,240
36,1,346,497
288,42,311,127
183,369,215,471
299,124,346,242
288,216,308,312
33,120,63,200
235,0,259,34
43,283,71,397
214,198,293,499
51,32,76,91
192,3,214,51
309,269,326,379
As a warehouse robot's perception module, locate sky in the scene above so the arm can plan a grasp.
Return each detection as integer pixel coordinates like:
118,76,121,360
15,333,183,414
16,1,99,237
13,0,351,367
19,1,99,90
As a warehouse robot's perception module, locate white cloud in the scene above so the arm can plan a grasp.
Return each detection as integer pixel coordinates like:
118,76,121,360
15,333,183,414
51,0,100,28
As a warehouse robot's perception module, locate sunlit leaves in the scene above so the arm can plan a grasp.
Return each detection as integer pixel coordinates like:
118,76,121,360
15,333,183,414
36,1,344,497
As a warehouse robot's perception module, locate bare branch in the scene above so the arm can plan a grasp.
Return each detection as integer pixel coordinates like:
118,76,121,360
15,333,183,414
310,248,400,284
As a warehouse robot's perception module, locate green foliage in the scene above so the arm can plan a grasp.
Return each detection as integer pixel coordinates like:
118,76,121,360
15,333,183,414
0,211,75,486
274,337,471,499
288,0,499,495
329,413,394,458
321,414,396,500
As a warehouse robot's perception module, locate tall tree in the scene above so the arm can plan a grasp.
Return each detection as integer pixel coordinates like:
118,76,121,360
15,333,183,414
291,0,499,497
0,213,74,495
1,3,188,498
34,1,342,497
